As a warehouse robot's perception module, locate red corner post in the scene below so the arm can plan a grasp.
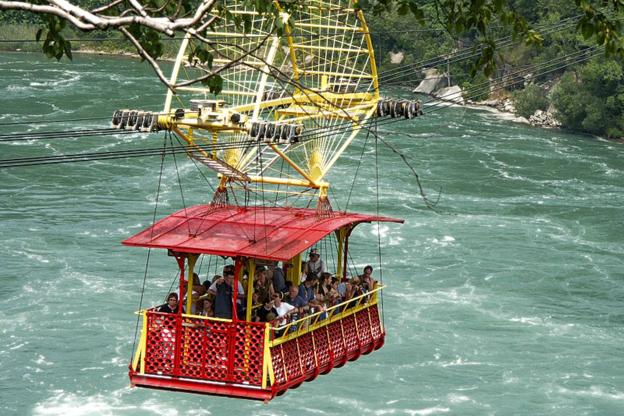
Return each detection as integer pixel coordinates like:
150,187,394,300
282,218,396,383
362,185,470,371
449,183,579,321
173,253,186,376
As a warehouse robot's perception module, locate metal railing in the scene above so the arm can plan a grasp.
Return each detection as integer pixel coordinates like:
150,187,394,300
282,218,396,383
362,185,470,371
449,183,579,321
269,285,384,345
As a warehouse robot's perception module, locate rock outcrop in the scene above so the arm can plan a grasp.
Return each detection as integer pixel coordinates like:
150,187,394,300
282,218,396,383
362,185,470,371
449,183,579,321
413,68,449,94
389,51,404,64
433,85,465,104
528,109,561,128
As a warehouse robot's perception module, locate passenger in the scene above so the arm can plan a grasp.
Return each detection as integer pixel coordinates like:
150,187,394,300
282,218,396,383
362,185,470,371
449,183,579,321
199,298,214,317
254,266,275,304
304,248,325,276
191,272,207,296
346,277,363,308
156,292,179,314
360,265,376,292
273,292,296,326
269,261,288,294
220,264,245,308
208,271,234,319
284,284,307,309
256,298,278,323
203,274,221,292
317,272,332,302
298,274,321,311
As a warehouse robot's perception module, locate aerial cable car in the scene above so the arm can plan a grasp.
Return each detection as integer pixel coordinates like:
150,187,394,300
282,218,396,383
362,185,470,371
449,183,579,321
120,0,418,400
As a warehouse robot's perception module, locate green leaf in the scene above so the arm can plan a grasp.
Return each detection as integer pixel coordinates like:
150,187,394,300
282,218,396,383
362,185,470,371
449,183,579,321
63,39,72,60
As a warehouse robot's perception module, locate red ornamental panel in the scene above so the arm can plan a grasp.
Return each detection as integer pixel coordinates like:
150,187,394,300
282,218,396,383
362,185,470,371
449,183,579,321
271,345,287,385
313,328,331,368
143,312,265,387
145,312,177,375
231,322,266,385
342,314,359,354
369,306,383,341
356,310,373,345
138,305,384,399
298,333,316,373
269,304,385,393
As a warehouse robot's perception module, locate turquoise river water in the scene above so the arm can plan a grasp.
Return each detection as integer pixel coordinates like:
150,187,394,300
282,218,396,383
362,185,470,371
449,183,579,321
0,52,623,415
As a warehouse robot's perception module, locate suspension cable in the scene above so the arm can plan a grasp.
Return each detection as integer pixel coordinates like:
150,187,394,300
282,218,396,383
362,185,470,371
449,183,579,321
130,134,168,360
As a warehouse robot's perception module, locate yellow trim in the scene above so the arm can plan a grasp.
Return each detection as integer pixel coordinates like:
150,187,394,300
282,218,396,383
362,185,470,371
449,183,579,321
246,259,256,322
295,22,361,31
164,33,191,113
131,310,148,373
320,106,377,179
275,1,300,83
287,253,302,287
262,323,271,389
357,9,380,99
269,144,319,187
247,174,327,189
186,254,199,314
291,43,368,54
181,313,232,323
336,227,345,279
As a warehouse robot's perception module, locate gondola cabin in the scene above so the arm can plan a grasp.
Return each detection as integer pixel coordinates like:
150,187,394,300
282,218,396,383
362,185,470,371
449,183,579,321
125,204,403,400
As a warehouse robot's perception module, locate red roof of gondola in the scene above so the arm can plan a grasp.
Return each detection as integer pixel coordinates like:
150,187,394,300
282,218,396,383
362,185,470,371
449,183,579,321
122,204,403,261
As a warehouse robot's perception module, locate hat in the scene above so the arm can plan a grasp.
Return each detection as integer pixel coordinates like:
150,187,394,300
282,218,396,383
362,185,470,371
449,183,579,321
256,265,267,273
309,248,319,256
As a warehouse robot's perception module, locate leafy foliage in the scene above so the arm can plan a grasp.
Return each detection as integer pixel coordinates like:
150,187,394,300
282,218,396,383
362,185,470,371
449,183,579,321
551,59,624,138
513,84,549,118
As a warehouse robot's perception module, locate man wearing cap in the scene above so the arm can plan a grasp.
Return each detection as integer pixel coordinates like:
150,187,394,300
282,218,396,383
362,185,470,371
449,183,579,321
304,248,325,277
208,271,235,319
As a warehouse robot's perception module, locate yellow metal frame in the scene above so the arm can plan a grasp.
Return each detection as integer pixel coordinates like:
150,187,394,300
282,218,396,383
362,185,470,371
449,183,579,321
157,0,380,201
131,310,148,374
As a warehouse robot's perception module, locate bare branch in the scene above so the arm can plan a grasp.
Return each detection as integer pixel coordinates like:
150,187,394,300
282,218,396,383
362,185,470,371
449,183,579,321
0,1,96,30
119,27,173,90
0,0,217,35
91,0,124,14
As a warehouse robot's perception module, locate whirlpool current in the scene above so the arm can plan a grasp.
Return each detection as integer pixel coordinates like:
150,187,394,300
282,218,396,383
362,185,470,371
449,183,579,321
1,52,623,416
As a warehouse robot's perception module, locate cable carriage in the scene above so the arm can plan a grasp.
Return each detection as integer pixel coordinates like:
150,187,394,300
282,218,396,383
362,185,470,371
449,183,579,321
121,0,418,400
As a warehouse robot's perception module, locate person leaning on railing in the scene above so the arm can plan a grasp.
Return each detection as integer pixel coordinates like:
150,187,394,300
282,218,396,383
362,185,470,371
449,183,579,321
156,292,179,314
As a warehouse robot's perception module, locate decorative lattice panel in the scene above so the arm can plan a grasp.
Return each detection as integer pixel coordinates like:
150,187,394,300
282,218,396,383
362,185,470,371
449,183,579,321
232,322,266,385
342,314,359,354
369,305,383,341
297,333,316,373
145,312,178,375
282,338,304,381
270,345,287,384
327,320,345,358
313,328,331,368
356,310,373,345
143,312,265,387
269,305,387,392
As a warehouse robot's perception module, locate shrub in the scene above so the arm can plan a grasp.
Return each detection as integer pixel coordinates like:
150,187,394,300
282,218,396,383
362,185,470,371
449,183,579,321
552,60,624,138
512,84,549,118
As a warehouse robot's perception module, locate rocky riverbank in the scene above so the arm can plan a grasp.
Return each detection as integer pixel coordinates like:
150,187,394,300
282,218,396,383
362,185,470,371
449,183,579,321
413,68,563,129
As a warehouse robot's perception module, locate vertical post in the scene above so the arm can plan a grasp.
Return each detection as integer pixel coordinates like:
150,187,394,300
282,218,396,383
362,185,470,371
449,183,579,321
287,253,302,287
175,255,186,315
336,228,345,279
173,254,186,377
186,253,199,314
261,322,271,389
232,258,243,321
211,131,218,159
342,232,350,280
246,258,256,321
